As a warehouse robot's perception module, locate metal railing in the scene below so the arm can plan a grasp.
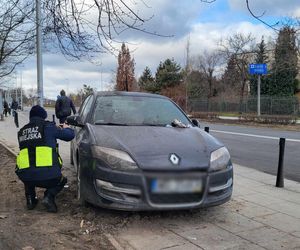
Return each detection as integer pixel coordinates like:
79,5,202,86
188,96,299,115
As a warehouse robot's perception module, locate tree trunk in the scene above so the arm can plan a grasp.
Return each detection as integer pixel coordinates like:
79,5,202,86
239,80,246,114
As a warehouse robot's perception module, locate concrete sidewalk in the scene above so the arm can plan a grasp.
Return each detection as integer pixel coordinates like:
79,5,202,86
110,167,300,250
1,110,300,250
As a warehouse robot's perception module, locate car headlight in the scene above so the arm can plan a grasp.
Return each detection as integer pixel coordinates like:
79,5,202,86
91,146,138,171
210,147,230,172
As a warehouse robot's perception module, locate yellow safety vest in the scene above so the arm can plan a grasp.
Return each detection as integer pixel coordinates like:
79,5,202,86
16,120,62,170
16,146,62,169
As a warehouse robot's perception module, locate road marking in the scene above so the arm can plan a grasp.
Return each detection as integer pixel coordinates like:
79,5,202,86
211,129,300,143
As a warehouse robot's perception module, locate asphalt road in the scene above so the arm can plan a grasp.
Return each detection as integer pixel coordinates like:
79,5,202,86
201,122,300,182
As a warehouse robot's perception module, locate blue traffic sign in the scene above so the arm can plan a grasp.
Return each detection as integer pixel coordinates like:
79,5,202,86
249,63,267,75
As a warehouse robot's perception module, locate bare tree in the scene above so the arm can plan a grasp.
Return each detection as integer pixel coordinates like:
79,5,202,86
1,0,163,82
220,33,255,113
193,51,221,107
26,87,37,105
0,0,35,81
43,0,161,58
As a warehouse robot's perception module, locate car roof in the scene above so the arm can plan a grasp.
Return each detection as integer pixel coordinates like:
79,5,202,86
95,91,168,99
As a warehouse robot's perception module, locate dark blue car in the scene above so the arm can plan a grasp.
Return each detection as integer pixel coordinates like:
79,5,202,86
68,91,233,211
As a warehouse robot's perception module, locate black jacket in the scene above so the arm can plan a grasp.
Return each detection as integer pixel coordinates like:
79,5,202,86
55,96,76,119
11,100,18,110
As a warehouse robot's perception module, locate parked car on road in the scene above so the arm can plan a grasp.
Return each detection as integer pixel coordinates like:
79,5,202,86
67,91,233,211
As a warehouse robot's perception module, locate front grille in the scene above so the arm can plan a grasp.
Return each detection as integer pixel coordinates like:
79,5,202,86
149,193,203,204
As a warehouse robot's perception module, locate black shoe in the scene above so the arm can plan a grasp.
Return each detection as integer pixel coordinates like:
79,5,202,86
26,195,38,210
42,196,57,213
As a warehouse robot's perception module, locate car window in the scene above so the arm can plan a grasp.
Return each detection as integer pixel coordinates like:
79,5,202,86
78,95,91,116
81,95,93,122
92,95,190,126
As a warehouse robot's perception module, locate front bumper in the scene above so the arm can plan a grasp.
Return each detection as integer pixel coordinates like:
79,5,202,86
83,162,233,211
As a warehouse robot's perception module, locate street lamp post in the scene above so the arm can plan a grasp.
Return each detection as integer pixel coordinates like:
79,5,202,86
20,70,23,110
36,0,44,107
15,75,18,102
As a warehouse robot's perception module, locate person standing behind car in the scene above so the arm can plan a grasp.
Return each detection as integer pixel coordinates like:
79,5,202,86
55,89,76,123
16,105,75,212
3,100,9,117
11,98,18,115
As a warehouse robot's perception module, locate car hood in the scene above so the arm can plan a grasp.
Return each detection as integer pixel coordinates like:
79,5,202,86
89,125,223,171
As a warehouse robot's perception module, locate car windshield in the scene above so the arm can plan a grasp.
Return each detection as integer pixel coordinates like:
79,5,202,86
92,95,190,126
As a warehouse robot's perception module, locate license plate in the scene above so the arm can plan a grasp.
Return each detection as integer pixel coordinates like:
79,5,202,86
151,178,202,194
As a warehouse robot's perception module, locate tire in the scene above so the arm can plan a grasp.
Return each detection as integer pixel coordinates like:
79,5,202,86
76,161,86,206
70,146,74,165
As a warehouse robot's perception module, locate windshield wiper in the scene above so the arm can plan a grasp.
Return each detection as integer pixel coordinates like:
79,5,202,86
138,123,167,127
95,122,129,126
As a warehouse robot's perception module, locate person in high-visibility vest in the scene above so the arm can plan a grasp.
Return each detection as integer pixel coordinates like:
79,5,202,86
16,105,75,213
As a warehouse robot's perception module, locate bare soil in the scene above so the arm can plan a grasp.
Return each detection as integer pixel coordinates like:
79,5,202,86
0,144,233,250
0,145,124,250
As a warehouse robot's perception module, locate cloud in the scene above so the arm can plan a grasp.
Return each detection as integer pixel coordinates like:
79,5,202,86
13,1,280,100
293,7,300,17
19,54,116,99
117,0,206,41
229,0,300,17
18,20,275,100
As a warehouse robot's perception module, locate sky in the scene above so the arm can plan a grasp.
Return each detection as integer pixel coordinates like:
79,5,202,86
5,0,300,100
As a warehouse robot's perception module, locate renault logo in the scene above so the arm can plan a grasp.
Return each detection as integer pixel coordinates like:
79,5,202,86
169,153,180,165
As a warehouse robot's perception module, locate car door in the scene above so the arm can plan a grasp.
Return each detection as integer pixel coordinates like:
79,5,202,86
72,95,93,169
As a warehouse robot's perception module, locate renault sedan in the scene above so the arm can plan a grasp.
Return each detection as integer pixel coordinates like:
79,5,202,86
67,91,233,211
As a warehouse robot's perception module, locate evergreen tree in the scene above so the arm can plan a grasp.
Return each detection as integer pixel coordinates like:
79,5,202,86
116,43,137,91
138,67,158,92
267,27,298,96
222,55,240,91
155,58,183,90
186,70,207,98
250,37,269,96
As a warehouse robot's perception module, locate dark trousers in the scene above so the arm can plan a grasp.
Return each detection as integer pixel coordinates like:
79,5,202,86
24,176,67,199
3,108,8,117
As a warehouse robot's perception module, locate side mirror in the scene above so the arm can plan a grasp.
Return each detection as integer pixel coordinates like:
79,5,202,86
191,119,200,127
66,115,84,128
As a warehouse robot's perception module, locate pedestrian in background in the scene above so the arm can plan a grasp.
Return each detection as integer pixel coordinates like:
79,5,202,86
3,100,9,117
11,98,18,116
16,105,75,212
55,89,76,124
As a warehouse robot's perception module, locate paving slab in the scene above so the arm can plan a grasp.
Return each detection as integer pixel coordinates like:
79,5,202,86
209,211,265,234
117,227,191,250
226,199,277,219
270,201,300,219
237,226,300,250
254,212,300,233
232,185,258,197
167,223,251,250
237,192,284,206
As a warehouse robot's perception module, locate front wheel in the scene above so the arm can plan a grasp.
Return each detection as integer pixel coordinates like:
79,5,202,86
70,146,74,165
76,161,87,206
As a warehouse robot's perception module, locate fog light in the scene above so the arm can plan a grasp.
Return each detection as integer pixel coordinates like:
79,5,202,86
209,178,233,193
95,179,141,196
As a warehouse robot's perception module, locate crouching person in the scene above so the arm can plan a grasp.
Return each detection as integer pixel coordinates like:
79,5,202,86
16,105,75,213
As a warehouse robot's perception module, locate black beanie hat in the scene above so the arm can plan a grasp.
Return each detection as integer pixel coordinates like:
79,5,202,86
29,105,47,119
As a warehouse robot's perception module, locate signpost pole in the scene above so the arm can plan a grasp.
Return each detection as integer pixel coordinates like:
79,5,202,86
249,63,267,117
257,74,261,116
